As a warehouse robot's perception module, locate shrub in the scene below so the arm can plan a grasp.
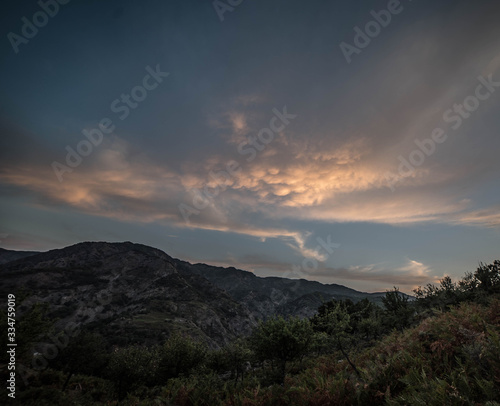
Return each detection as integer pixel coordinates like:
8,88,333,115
249,316,315,384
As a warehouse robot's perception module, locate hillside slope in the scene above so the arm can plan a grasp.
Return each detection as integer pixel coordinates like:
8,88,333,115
0,241,389,345
0,242,255,347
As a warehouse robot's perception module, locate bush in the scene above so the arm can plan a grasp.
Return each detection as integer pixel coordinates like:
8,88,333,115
106,345,159,400
249,316,315,384
156,333,207,383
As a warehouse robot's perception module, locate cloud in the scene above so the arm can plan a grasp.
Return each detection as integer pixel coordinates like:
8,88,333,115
201,254,440,292
450,207,500,228
1,122,499,255
206,93,267,145
1,0,500,267
0,136,184,223
307,259,439,288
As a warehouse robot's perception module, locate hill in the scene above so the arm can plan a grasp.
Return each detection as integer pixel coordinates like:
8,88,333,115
0,241,387,346
0,247,38,264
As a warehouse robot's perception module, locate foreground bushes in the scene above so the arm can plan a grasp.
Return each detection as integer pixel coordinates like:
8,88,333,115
120,299,500,405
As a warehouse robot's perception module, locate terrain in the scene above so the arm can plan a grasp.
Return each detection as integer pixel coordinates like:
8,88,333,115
1,243,498,405
0,241,386,347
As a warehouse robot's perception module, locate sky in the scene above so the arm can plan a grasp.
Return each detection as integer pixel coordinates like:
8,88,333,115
0,0,499,293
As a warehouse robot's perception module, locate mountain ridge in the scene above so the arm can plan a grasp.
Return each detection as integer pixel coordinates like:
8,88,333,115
0,241,391,347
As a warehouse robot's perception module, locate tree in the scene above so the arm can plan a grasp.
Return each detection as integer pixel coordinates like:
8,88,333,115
156,333,207,383
382,287,414,331
249,316,314,384
224,338,252,382
475,261,500,294
312,298,382,345
50,331,108,391
107,345,159,401
206,338,252,382
414,261,500,311
311,300,363,379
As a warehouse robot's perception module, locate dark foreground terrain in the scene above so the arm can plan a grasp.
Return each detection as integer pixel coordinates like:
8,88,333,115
0,242,498,405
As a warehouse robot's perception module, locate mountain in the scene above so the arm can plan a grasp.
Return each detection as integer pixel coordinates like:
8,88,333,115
178,262,387,319
0,241,388,347
0,242,255,348
0,247,38,264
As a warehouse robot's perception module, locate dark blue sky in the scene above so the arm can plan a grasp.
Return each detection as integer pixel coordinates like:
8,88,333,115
1,0,499,292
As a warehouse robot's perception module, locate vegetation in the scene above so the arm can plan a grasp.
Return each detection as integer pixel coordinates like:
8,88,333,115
2,260,499,405
249,316,315,384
